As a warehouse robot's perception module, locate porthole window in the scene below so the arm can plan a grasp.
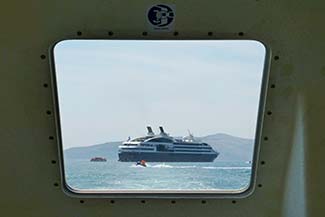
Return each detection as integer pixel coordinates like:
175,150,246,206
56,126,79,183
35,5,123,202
52,40,267,195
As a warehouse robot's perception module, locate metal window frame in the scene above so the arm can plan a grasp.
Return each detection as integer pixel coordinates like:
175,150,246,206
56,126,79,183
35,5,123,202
49,38,271,199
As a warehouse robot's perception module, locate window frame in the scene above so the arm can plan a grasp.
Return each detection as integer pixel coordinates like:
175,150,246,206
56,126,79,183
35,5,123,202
49,38,271,199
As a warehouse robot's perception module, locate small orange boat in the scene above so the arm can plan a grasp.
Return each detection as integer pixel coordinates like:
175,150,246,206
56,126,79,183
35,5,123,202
136,160,147,167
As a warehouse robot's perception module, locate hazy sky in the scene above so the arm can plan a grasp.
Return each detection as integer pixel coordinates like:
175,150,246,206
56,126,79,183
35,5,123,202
54,40,265,149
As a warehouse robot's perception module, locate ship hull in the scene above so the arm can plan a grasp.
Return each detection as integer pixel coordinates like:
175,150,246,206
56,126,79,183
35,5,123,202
118,152,218,162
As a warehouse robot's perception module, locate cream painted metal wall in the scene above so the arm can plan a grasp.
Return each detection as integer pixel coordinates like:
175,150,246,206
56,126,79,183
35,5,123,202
0,0,324,216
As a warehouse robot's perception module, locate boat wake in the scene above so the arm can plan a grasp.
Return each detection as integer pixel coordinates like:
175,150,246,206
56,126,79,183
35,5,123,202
130,164,250,170
151,164,173,168
202,166,251,170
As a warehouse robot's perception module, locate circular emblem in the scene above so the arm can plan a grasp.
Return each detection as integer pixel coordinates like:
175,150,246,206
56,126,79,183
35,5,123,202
147,4,175,27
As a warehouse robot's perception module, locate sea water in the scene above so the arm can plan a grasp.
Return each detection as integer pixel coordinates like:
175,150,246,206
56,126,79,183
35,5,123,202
65,159,252,191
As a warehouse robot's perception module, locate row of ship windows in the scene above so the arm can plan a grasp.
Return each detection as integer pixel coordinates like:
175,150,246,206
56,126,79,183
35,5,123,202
140,146,212,150
173,146,212,149
172,149,213,152
120,148,213,152
139,144,210,147
122,147,212,150
174,143,209,146
121,147,155,150
124,143,209,147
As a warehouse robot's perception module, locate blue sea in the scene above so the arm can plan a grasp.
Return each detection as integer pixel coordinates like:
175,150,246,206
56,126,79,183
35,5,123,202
65,159,252,191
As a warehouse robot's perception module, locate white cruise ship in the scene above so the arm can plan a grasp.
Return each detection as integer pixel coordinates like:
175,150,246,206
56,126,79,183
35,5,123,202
118,126,219,162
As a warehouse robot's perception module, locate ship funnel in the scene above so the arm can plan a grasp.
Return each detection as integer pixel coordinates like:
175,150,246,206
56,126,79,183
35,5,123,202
159,126,169,136
159,126,165,134
146,126,155,136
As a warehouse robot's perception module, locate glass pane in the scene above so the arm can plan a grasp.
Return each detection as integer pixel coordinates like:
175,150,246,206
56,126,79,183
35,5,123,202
53,40,266,193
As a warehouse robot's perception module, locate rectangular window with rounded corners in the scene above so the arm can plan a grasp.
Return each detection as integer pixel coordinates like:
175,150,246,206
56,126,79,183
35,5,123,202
52,40,268,196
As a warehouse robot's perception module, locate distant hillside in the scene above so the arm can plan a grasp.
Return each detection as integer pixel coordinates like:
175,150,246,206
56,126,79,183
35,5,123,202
64,141,120,161
64,133,254,162
199,133,254,161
